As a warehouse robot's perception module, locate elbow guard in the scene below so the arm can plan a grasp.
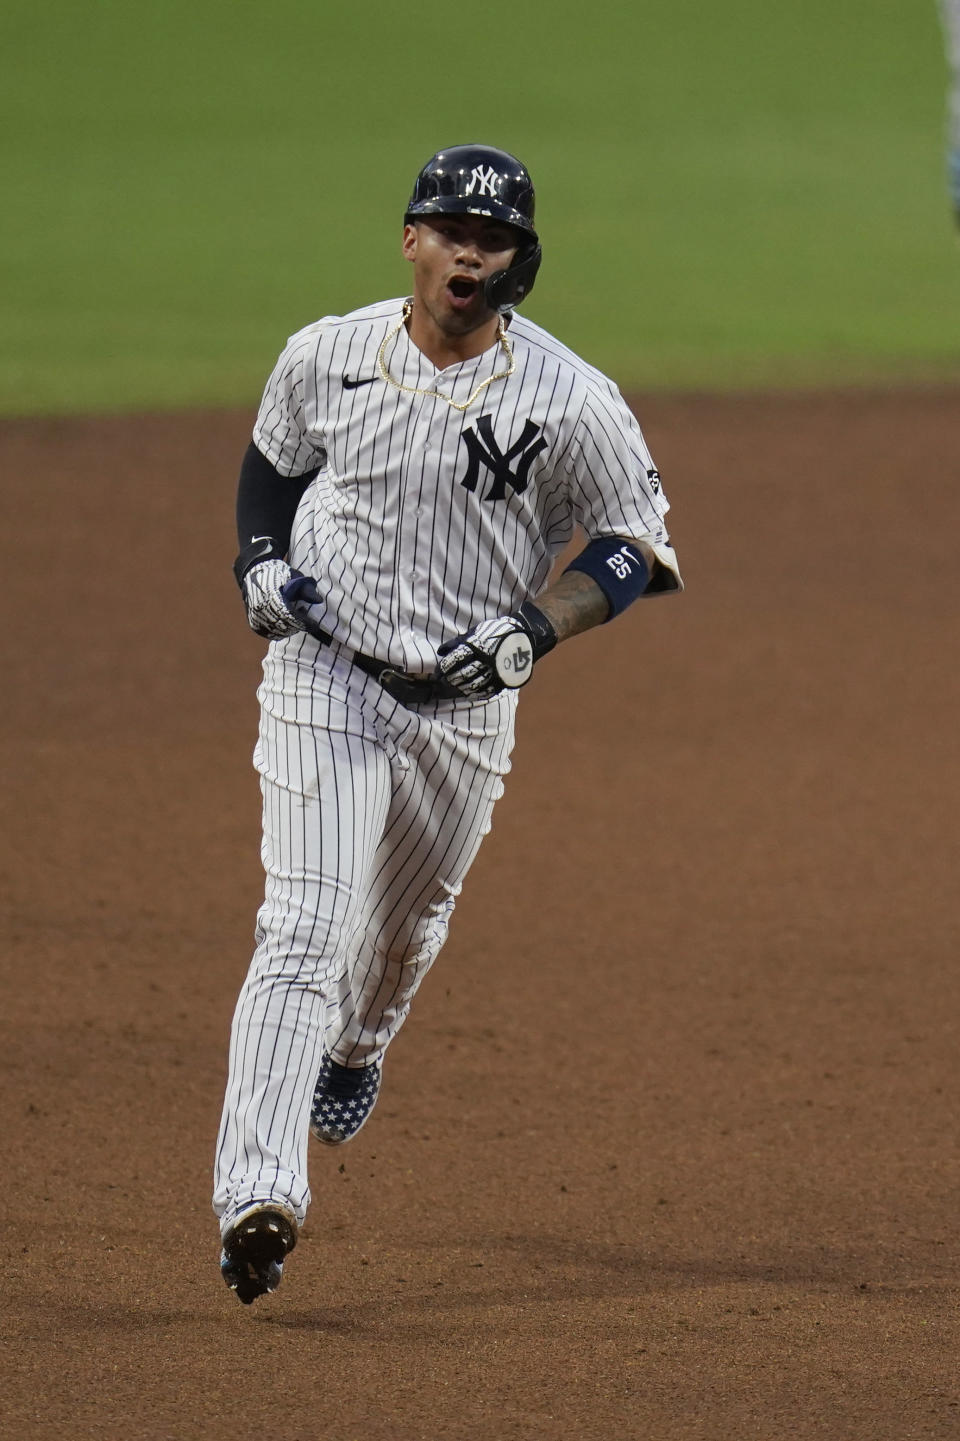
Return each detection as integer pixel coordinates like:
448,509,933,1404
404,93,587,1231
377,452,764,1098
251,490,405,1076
563,537,650,620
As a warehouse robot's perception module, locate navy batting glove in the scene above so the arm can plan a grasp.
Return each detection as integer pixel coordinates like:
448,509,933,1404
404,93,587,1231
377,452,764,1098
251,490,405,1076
280,574,321,610
241,560,305,639
280,574,330,644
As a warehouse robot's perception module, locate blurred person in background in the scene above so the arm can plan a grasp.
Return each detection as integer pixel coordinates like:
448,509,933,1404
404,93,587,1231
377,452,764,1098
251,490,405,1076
939,0,960,222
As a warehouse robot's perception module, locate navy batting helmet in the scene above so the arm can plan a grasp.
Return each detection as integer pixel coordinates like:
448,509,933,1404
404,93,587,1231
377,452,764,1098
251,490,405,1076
405,144,542,312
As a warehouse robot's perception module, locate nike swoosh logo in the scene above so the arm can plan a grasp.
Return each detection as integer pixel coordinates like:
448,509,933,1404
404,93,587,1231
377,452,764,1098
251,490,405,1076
343,374,377,389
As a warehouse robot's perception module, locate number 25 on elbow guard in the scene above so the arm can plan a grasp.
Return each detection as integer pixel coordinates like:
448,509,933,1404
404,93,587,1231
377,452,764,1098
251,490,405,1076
607,549,640,581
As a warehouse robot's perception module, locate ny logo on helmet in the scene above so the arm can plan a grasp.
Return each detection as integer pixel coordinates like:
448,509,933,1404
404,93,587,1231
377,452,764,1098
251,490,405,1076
459,416,547,501
464,165,499,198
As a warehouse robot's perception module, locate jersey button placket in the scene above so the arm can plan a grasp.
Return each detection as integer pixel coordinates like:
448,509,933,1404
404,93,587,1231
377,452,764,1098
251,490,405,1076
395,398,438,655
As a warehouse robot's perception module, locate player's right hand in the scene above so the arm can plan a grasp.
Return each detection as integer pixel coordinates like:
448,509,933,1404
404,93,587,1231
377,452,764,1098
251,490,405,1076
279,573,332,645
241,559,304,639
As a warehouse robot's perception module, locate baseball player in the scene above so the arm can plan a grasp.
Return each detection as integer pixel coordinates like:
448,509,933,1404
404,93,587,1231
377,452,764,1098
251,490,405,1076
940,0,960,221
214,143,682,1305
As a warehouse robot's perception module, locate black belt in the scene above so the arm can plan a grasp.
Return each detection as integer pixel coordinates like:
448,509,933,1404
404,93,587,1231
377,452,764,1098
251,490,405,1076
348,649,462,707
310,624,461,707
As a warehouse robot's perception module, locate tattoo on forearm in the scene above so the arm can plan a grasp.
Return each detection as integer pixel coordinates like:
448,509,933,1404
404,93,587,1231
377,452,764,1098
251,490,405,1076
537,569,610,642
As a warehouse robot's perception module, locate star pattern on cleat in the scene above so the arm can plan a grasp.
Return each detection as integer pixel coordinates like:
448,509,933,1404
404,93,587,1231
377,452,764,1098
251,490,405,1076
310,1055,382,1145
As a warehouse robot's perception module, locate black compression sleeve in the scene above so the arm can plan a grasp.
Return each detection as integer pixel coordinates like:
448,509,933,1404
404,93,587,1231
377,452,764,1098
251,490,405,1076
235,442,319,551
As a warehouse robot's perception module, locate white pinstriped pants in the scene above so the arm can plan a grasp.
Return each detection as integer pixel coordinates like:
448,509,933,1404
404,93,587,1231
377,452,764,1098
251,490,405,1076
213,644,517,1229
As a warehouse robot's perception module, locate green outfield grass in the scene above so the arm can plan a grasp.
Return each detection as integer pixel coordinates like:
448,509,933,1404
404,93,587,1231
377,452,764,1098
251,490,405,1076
2,0,957,414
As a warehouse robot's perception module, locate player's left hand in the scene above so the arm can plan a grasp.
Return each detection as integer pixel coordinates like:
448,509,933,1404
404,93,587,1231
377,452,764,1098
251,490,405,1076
436,603,557,701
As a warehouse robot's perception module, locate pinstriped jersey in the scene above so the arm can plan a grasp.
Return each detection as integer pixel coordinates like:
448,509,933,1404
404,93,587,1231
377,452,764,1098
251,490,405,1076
253,297,681,673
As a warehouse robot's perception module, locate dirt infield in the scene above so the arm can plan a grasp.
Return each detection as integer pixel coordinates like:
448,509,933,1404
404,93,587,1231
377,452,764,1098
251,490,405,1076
4,388,959,1440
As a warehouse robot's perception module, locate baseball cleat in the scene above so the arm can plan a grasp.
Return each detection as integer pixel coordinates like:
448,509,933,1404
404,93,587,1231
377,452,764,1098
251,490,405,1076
220,1200,298,1305
310,1056,382,1145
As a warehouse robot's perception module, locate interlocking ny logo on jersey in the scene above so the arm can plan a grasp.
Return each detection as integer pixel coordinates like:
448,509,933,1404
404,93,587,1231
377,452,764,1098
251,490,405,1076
460,416,547,501
464,165,499,198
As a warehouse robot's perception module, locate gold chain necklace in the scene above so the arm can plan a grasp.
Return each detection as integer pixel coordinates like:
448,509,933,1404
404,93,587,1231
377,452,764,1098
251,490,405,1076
377,300,515,412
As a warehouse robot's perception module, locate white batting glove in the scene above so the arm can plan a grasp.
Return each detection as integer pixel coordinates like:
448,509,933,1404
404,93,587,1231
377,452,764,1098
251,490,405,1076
436,603,557,701
241,559,304,639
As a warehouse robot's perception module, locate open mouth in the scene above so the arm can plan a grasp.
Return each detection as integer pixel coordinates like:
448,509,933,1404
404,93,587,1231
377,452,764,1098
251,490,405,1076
447,276,480,308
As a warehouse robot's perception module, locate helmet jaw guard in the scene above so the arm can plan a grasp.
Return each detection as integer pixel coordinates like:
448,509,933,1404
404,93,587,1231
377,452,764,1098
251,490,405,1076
483,240,542,313
405,143,542,311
